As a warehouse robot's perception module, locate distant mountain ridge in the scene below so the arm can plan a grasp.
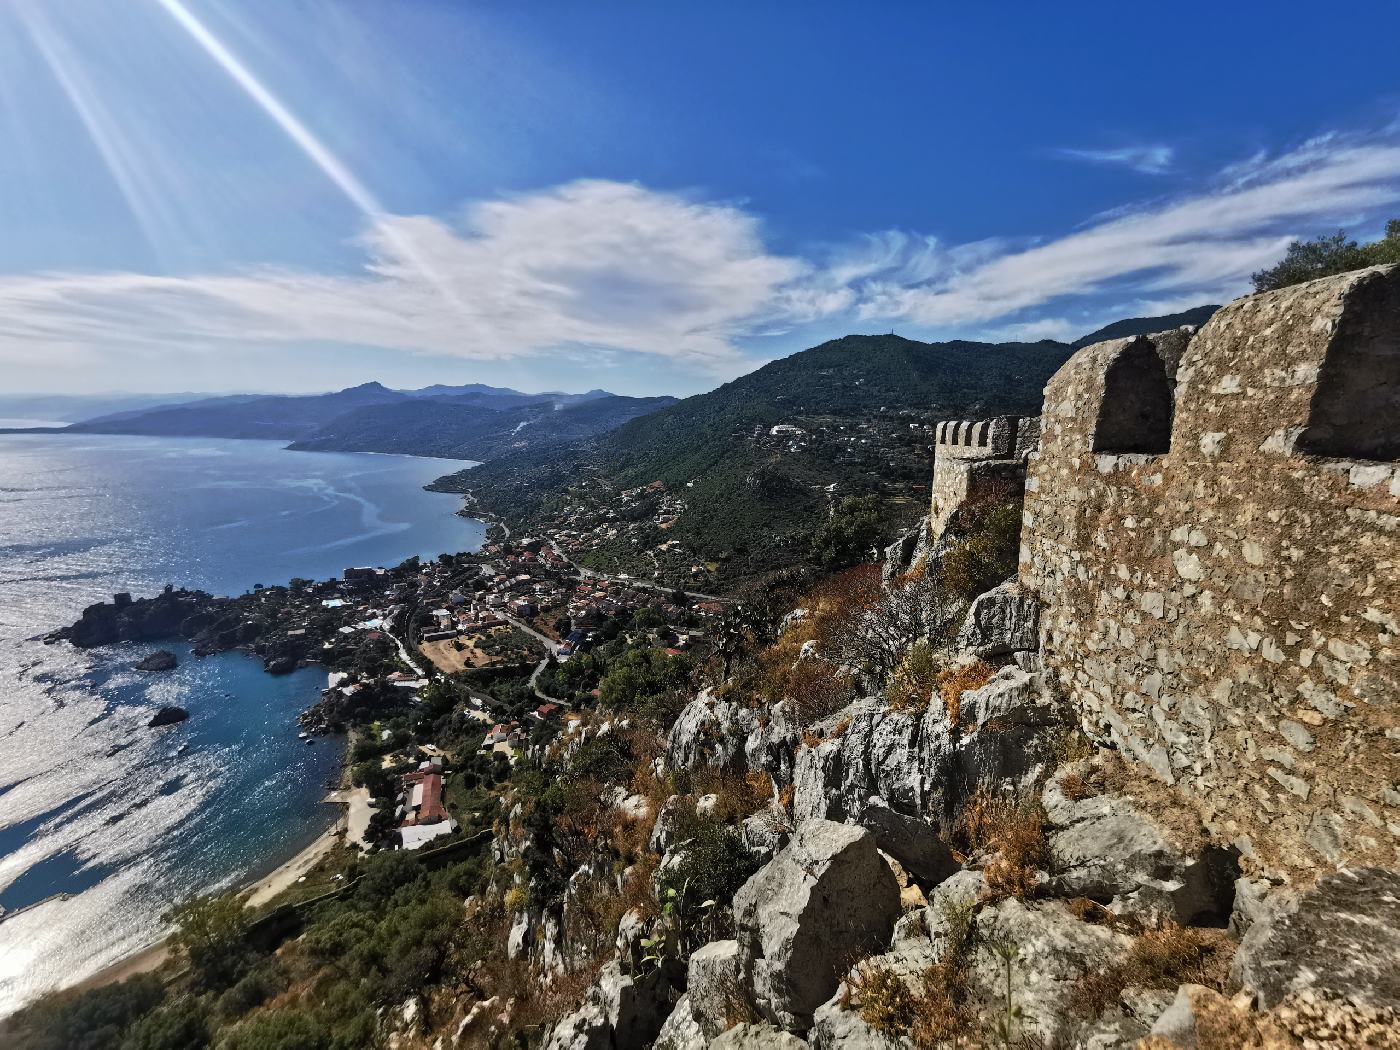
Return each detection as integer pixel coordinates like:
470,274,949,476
1071,304,1220,348
60,381,652,460
287,393,677,460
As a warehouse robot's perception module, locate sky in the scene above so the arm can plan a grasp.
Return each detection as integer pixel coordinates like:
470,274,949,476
2,1,1400,398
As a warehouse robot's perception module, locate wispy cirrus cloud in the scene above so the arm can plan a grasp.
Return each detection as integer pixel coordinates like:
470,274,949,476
2,129,1398,385
1053,143,1176,174
852,132,1400,329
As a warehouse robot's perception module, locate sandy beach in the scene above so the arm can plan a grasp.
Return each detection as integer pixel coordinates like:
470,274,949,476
60,787,371,998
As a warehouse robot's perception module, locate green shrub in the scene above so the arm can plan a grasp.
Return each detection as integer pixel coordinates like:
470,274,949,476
8,974,164,1050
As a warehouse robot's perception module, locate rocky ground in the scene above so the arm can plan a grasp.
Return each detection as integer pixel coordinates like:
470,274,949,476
431,534,1400,1049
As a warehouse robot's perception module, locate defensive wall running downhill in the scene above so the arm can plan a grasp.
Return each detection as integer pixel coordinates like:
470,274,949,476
940,265,1400,877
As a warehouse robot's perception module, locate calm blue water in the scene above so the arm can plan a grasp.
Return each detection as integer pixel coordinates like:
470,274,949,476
0,434,483,1013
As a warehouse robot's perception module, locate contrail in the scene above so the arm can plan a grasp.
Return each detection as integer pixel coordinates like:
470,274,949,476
151,0,463,308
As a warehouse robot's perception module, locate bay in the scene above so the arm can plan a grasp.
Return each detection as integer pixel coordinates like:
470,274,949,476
0,434,482,1014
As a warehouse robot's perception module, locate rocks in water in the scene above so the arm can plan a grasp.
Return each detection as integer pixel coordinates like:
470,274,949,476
1042,758,1239,927
58,588,208,648
541,959,670,1050
955,581,1040,658
147,706,189,728
1231,866,1400,1014
731,819,901,1032
134,649,177,672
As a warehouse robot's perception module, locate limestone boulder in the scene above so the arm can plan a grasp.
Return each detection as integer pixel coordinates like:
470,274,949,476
742,807,793,864
712,1023,810,1048
919,667,1065,824
1231,866,1400,1013
733,820,902,1032
1042,761,1238,927
955,581,1040,658
967,898,1134,1047
686,939,750,1040
791,702,923,825
666,694,800,782
653,994,706,1050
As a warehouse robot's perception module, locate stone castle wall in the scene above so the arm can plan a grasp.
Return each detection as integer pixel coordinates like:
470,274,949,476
1018,265,1400,875
930,416,1039,537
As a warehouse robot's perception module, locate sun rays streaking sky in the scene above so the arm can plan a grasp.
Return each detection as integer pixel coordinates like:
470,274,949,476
3,0,1400,396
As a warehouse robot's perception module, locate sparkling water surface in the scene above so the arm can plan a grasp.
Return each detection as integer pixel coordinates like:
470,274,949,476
0,434,483,1014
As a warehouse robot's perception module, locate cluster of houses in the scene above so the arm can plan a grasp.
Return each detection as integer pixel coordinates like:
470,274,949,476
394,754,458,850
546,481,689,562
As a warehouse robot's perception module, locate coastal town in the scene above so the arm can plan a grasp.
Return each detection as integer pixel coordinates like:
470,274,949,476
57,505,729,858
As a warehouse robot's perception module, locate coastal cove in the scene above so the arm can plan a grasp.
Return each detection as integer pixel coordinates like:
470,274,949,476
0,434,485,1015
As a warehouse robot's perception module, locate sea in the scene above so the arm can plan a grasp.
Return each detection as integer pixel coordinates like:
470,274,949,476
0,432,484,1015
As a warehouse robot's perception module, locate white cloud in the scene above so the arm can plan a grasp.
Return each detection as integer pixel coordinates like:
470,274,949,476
1054,144,1175,174
0,180,806,375
857,136,1400,329
2,132,1399,384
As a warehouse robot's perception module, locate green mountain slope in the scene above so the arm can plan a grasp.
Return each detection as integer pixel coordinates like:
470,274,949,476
1071,304,1219,348
432,333,1078,585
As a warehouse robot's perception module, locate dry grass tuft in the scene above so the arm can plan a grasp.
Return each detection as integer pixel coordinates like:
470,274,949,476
1058,771,1095,801
954,789,1049,901
1071,924,1233,1018
843,958,975,1048
935,660,995,726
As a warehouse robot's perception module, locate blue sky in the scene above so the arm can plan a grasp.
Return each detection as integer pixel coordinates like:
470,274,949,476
3,1,1400,397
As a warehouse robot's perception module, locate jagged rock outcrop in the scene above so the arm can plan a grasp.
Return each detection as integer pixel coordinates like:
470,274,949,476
1043,760,1239,927
882,515,932,582
57,588,209,648
792,667,1065,844
1231,866,1400,1015
730,820,901,1033
954,580,1039,659
665,693,800,782
540,960,671,1050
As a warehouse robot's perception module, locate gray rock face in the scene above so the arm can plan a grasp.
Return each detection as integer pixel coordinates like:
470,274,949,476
968,898,1133,1046
955,582,1040,658
732,820,902,1032
1042,763,1238,927
882,515,931,583
666,694,800,782
711,1023,809,1048
686,939,749,1040
653,994,706,1050
792,701,922,825
790,670,1062,871
541,960,670,1050
1231,866,1400,1012
742,807,793,864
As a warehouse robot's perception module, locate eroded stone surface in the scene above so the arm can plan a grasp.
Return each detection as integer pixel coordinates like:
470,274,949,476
1022,267,1400,874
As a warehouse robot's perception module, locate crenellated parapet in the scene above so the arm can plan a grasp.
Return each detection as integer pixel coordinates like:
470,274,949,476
929,415,1040,536
1021,265,1400,876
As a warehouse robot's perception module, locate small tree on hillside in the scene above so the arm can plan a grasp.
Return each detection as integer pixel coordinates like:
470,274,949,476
1252,219,1400,292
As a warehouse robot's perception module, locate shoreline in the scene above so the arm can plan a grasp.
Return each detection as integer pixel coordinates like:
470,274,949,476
58,786,369,1001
